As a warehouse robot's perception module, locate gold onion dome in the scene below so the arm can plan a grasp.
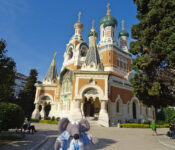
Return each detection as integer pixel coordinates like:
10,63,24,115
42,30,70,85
74,12,83,29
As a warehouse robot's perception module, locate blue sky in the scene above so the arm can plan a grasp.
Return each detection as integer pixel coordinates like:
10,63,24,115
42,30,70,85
0,0,138,81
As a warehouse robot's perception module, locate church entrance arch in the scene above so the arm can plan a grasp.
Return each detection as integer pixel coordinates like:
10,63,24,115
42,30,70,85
45,104,51,118
38,94,53,119
82,88,101,118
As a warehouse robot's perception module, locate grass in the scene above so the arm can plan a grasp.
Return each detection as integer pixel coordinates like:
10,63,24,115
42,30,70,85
0,131,25,145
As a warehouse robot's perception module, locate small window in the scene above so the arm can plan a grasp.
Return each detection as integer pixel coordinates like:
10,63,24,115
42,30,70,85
68,48,73,59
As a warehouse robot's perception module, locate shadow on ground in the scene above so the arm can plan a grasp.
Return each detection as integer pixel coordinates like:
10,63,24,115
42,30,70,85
0,129,57,150
91,138,117,149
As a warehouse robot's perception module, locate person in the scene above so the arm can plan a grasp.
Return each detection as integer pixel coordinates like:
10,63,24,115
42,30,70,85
152,119,157,136
167,120,175,138
23,117,37,134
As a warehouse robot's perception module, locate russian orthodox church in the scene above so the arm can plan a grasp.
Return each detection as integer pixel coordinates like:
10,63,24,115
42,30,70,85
32,4,155,127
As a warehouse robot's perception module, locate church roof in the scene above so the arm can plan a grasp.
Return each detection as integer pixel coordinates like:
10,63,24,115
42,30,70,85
84,45,101,66
44,53,58,83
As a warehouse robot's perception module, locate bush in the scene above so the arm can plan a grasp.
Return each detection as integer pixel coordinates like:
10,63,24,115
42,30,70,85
51,116,55,121
120,123,169,128
39,120,58,124
0,102,25,131
121,123,150,128
164,107,175,122
31,118,39,122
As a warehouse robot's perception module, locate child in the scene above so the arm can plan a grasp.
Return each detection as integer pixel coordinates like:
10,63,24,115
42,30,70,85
152,119,157,136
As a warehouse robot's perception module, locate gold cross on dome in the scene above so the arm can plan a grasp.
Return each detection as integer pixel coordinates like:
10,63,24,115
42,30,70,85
106,3,111,15
122,20,125,31
78,11,81,22
53,52,57,58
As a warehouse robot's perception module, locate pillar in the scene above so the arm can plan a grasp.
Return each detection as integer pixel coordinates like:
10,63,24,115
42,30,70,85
98,100,109,127
69,99,82,121
32,103,40,119
48,103,54,118
40,104,45,119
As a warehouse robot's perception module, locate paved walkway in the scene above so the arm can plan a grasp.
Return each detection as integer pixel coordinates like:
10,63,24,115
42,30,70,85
1,123,175,150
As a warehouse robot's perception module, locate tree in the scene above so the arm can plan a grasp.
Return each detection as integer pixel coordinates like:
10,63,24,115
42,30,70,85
130,0,175,108
163,107,175,123
19,69,38,115
0,102,25,131
0,39,16,102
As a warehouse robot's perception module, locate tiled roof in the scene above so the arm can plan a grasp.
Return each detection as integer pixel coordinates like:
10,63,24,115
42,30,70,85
44,57,57,82
85,45,101,66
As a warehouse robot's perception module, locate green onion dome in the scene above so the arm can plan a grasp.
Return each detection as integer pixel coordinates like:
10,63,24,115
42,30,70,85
88,29,98,38
99,15,117,28
119,30,129,38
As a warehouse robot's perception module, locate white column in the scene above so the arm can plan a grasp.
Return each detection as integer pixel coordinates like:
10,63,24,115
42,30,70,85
98,100,109,127
81,102,85,118
40,104,45,118
32,103,40,119
69,99,82,122
48,103,54,118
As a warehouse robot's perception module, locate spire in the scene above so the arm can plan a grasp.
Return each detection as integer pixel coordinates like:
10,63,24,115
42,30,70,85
84,21,101,68
43,52,58,84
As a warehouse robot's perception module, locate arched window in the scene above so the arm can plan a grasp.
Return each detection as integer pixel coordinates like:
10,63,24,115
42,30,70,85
116,101,120,113
41,96,51,101
62,78,72,94
80,46,87,57
116,99,122,114
68,48,73,60
133,102,137,119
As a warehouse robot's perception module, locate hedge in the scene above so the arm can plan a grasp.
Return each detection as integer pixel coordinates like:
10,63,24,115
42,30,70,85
0,102,25,131
31,118,58,124
120,123,169,128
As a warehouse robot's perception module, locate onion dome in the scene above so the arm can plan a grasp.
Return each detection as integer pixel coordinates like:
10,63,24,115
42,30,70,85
119,30,129,37
99,3,117,28
119,20,129,38
74,22,83,30
88,20,98,37
74,12,83,30
99,15,117,28
88,29,98,37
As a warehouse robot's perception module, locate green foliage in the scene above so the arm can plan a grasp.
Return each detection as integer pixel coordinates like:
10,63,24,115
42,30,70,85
39,120,58,124
0,103,25,131
163,107,175,122
31,118,39,122
130,0,175,107
120,123,168,128
0,40,16,102
19,69,38,115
